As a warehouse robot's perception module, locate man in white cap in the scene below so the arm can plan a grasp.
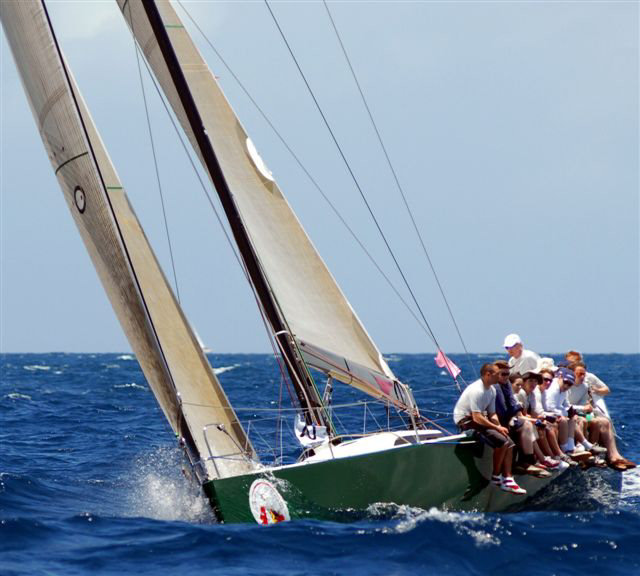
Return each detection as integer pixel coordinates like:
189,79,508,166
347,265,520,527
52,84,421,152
503,333,540,375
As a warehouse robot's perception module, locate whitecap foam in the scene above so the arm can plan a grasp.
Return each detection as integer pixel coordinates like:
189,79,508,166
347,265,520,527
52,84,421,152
6,392,32,400
214,364,240,375
621,468,640,502
372,504,501,546
113,382,147,390
116,354,134,361
125,446,215,523
23,365,50,371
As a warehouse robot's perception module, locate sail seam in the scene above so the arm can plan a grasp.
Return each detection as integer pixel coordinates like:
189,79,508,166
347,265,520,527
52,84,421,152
54,151,88,175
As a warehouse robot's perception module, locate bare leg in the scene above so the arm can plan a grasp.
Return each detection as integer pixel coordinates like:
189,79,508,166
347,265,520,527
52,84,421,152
533,441,546,463
502,446,514,477
596,418,622,461
518,421,535,455
558,417,569,446
574,425,586,444
588,420,601,445
493,445,507,475
537,430,553,457
546,426,564,457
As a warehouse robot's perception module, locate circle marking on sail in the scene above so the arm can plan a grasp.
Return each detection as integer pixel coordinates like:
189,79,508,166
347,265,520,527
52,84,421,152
246,138,274,182
249,479,290,524
74,186,86,213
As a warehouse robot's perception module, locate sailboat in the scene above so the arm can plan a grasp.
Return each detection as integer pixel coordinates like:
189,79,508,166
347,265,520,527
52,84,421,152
3,0,603,524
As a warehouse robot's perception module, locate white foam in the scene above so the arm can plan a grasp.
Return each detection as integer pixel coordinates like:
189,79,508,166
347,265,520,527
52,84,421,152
125,446,215,523
214,364,240,375
621,468,640,501
373,505,501,547
23,365,50,371
6,392,31,400
116,354,134,361
113,382,147,390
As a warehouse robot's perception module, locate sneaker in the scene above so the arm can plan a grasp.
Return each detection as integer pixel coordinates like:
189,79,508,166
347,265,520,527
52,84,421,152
491,474,502,486
500,476,527,495
573,443,586,452
556,459,570,471
542,456,560,469
559,454,579,467
589,444,607,455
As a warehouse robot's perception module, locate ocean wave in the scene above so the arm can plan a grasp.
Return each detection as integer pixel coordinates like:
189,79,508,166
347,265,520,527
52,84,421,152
622,468,640,503
23,365,50,371
370,504,501,546
113,382,147,391
116,355,134,361
5,393,32,400
214,364,240,375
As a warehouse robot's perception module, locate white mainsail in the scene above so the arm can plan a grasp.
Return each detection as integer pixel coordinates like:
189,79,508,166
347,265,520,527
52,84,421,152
118,0,418,414
0,0,256,480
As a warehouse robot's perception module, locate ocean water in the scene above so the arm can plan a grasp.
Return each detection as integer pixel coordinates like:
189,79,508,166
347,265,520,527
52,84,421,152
1,353,638,575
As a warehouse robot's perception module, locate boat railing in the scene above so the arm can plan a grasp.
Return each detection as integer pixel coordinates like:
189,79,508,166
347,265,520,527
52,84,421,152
202,422,257,478
227,400,454,467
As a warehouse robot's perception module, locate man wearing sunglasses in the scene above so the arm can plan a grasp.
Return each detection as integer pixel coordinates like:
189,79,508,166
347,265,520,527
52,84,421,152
493,362,552,477
453,363,526,494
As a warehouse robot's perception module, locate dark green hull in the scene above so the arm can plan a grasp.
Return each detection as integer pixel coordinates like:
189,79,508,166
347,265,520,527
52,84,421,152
203,438,572,523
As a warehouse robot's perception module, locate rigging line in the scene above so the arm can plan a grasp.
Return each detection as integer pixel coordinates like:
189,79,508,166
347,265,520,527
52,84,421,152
323,1,476,377
173,0,434,349
134,34,299,413
129,4,181,303
264,1,442,352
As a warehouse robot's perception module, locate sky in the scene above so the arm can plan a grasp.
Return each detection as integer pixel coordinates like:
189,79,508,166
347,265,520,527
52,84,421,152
1,1,638,355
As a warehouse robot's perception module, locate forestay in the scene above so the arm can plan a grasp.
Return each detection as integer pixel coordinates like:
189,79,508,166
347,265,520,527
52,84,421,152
118,0,418,414
0,0,256,480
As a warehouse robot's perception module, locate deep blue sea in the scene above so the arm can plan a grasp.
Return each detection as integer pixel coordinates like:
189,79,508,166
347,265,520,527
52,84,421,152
1,353,638,575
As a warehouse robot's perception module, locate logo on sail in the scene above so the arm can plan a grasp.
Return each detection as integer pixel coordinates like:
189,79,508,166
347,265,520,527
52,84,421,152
249,479,290,525
246,138,274,182
73,186,86,213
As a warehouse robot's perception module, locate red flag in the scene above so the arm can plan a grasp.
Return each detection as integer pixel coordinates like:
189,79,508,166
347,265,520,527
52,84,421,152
435,349,461,379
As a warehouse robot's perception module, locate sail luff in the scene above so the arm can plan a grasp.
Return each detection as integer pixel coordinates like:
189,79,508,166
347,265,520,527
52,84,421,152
130,0,330,429
1,0,257,480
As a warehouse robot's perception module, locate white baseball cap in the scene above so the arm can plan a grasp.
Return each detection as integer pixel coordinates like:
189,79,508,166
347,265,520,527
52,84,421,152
503,333,522,348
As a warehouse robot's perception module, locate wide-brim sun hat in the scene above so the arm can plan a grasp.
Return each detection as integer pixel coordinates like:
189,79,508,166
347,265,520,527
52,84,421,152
522,371,543,383
536,357,559,373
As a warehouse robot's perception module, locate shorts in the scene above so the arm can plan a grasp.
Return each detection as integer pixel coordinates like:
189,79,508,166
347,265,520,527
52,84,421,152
457,417,515,449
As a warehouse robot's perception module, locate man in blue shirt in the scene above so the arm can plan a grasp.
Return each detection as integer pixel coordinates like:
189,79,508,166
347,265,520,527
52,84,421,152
493,361,549,477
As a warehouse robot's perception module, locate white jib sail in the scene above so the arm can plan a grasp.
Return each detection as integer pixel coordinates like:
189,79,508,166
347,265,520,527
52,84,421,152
118,0,417,414
1,0,257,480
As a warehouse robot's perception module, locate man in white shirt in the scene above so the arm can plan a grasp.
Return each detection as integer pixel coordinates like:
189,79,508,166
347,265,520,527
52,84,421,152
570,362,635,470
546,368,599,459
535,369,576,466
454,363,525,494
503,333,540,375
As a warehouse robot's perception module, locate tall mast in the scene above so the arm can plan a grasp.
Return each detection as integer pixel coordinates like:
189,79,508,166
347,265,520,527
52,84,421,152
139,0,328,429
